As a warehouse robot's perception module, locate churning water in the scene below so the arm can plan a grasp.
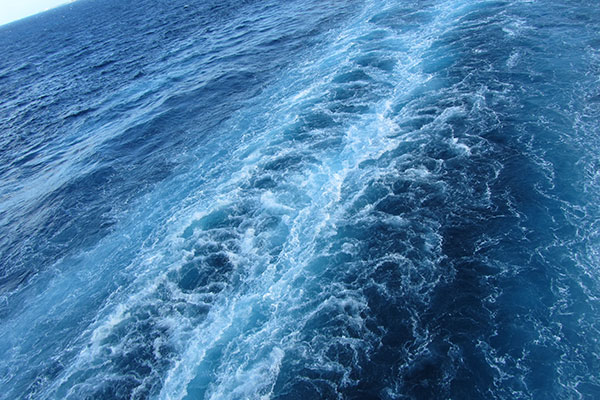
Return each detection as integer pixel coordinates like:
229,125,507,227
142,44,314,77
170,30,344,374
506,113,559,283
0,0,599,398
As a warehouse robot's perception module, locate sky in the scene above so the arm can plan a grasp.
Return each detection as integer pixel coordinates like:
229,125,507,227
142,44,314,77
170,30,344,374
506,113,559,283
0,0,73,26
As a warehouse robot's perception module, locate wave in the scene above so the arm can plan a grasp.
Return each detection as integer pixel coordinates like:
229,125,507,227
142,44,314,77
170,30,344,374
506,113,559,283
0,0,599,399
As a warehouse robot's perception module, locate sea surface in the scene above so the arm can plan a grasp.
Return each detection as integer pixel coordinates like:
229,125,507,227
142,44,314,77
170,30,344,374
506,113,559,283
0,0,599,398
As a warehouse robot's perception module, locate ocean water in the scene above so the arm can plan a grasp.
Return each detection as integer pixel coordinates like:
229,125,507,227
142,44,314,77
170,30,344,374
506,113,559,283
0,0,599,398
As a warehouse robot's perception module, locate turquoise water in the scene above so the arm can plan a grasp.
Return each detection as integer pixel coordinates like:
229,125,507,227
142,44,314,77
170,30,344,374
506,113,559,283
0,0,599,398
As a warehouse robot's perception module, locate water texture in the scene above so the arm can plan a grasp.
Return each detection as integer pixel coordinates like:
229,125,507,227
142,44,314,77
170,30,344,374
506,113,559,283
0,0,599,398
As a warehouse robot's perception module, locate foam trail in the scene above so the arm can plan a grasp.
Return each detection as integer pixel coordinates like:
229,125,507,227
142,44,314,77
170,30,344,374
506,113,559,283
27,1,451,398
1,0,599,398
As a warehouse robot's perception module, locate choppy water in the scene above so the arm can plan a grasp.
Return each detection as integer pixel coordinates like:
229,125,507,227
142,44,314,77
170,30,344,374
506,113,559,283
1,0,599,398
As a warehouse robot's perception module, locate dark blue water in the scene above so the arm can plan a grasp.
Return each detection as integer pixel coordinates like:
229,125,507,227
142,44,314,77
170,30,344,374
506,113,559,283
1,0,599,398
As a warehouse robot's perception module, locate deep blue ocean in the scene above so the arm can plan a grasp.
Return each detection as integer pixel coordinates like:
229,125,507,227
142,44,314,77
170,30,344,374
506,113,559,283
1,0,599,398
